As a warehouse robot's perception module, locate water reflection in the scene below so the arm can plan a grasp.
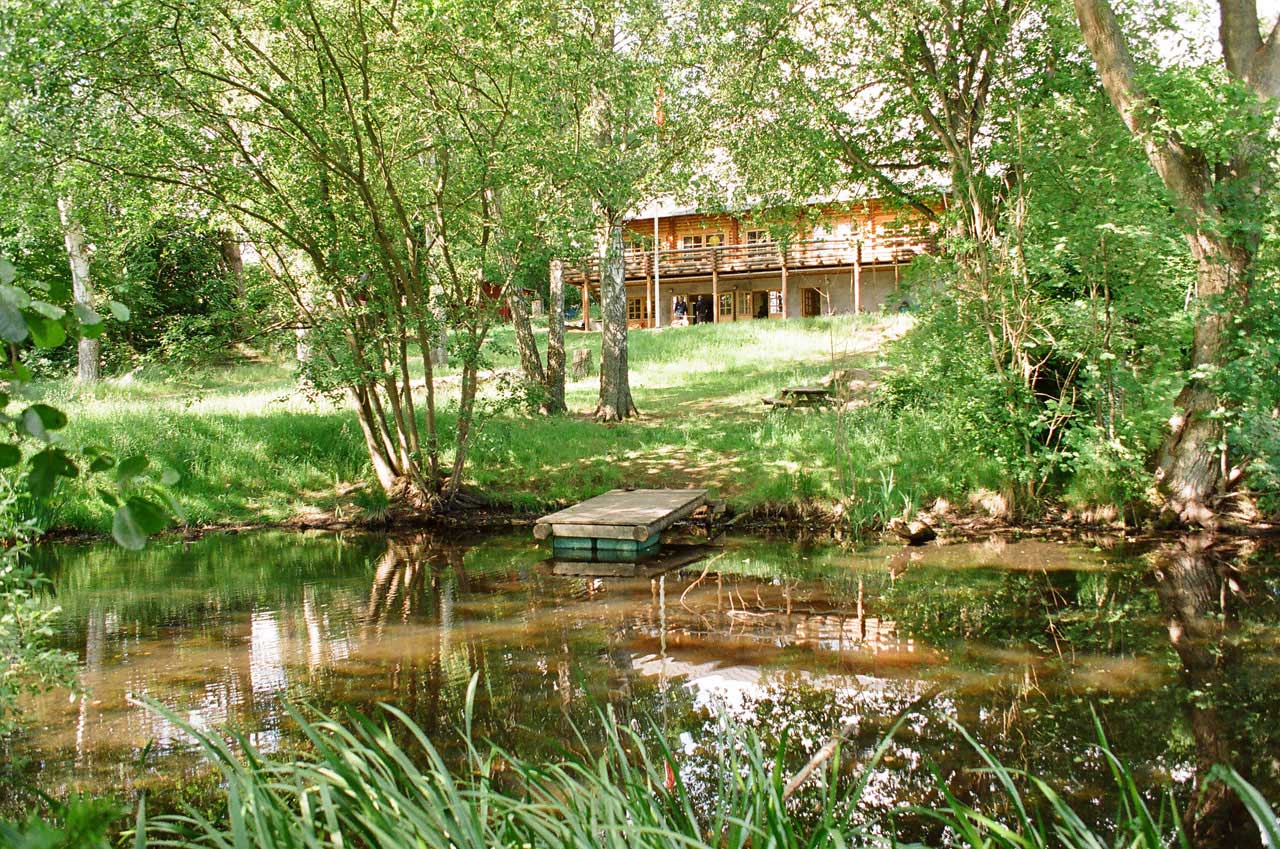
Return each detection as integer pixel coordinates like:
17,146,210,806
12,530,1280,842
1150,534,1269,849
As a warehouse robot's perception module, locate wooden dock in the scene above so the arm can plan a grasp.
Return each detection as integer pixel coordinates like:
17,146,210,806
534,488,708,562
547,544,714,578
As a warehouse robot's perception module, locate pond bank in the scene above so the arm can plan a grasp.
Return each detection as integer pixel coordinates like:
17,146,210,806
37,488,1280,550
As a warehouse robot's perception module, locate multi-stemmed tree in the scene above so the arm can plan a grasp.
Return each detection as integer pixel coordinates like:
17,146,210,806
48,0,595,505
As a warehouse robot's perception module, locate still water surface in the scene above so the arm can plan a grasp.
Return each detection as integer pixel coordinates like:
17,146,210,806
15,529,1280,836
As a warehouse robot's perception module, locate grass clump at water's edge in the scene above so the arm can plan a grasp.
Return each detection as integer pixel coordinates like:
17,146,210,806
8,687,1276,849
30,315,1005,534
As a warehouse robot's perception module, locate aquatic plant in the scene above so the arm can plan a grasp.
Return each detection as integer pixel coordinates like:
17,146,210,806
124,684,1276,849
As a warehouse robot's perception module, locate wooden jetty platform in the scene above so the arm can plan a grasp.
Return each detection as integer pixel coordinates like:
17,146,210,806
547,544,714,578
534,488,708,562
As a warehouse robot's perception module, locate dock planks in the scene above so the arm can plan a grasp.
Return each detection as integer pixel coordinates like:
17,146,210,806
534,488,709,543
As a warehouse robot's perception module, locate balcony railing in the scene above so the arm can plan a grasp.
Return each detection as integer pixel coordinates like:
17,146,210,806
561,233,935,286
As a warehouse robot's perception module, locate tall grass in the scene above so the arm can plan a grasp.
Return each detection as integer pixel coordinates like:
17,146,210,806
120,686,1276,849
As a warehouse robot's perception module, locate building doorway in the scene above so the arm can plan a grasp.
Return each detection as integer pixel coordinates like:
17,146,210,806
802,287,824,318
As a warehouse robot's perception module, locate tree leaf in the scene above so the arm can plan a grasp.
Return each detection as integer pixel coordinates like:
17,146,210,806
30,301,65,320
0,258,14,285
125,496,169,533
0,285,30,309
116,454,149,482
0,443,20,468
160,467,181,486
108,301,131,322
20,404,69,441
112,497,169,549
112,504,147,550
0,300,28,343
74,303,103,326
29,317,67,349
28,448,78,498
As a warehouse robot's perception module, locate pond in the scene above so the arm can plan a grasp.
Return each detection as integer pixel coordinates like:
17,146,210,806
10,529,1280,844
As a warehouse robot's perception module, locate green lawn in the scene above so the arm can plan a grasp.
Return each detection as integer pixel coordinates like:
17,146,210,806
29,315,998,533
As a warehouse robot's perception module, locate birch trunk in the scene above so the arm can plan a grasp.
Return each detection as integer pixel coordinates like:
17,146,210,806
545,258,567,414
595,212,637,421
56,197,99,383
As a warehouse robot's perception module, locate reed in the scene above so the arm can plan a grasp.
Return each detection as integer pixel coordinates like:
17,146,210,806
123,685,1275,849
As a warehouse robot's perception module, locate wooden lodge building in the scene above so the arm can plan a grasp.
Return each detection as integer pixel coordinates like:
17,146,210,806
561,197,937,329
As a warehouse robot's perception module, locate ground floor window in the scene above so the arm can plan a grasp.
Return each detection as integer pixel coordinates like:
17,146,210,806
627,297,649,321
768,290,783,315
737,291,751,316
719,293,734,319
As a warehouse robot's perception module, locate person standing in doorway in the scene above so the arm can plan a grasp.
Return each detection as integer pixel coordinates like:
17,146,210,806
695,295,712,324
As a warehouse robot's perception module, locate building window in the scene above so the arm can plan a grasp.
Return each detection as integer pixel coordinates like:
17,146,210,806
745,229,772,244
768,291,783,315
681,233,724,249
719,293,733,317
738,291,752,315
627,297,649,321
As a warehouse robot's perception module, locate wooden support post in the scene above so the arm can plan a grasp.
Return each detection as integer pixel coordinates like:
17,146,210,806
711,249,720,322
780,244,789,319
645,256,653,328
653,216,662,328
853,244,862,314
581,281,589,329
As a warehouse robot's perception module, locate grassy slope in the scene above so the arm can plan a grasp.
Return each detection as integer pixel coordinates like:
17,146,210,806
32,315,998,533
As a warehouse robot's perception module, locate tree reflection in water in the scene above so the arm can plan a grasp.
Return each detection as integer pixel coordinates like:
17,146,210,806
9,529,1280,846
1151,534,1264,849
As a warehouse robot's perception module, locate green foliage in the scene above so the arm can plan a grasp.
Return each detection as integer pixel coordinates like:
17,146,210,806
0,795,121,849
111,217,259,367
1220,242,1280,514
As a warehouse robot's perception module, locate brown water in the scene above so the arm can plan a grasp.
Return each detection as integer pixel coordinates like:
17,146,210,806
11,529,1280,840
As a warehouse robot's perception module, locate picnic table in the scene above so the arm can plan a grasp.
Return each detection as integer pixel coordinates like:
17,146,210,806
762,385,836,409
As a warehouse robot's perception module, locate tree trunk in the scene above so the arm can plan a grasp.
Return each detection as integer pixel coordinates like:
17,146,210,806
220,230,245,301
507,286,546,397
545,258,567,414
1073,0,1277,526
349,385,399,493
1155,237,1251,526
595,213,637,422
430,321,448,367
56,197,99,383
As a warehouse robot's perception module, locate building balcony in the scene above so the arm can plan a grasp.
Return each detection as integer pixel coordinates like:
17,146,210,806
561,233,935,287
